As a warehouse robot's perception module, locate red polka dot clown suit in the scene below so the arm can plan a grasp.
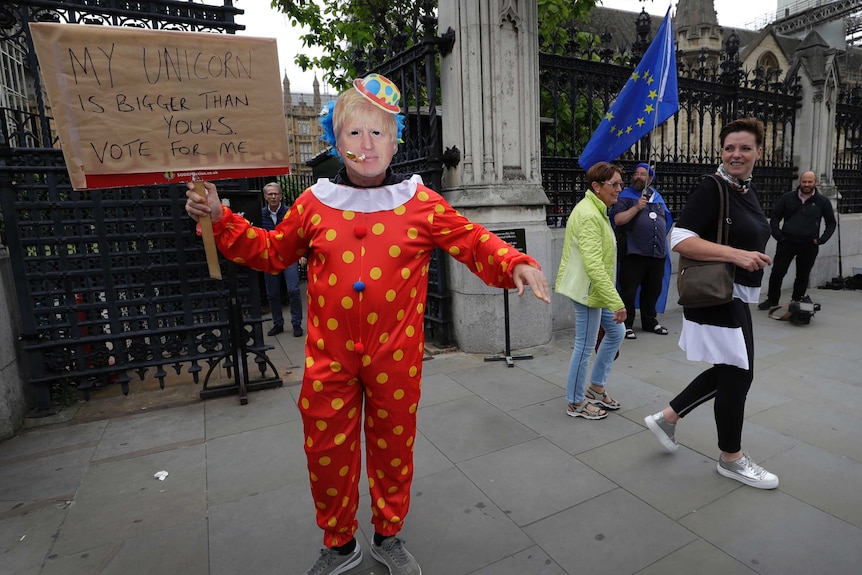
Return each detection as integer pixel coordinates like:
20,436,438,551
210,179,540,548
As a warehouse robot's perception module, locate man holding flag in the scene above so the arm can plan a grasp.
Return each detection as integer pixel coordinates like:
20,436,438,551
578,6,679,172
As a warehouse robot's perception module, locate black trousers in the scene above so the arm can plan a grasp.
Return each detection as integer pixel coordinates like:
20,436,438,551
671,300,754,453
618,253,664,330
766,238,819,303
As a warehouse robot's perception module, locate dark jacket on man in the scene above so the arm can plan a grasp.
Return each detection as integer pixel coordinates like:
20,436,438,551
770,188,836,245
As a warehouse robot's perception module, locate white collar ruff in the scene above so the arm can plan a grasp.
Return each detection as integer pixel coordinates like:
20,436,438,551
311,174,423,213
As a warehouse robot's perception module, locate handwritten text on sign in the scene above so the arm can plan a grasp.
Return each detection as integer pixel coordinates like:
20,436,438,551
30,23,290,189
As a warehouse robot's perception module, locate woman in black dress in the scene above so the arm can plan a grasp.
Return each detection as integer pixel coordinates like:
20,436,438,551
644,118,778,489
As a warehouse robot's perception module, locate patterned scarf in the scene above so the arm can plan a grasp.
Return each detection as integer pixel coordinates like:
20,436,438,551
716,163,752,193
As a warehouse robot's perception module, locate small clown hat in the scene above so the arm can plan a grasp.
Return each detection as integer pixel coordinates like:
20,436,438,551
353,73,401,114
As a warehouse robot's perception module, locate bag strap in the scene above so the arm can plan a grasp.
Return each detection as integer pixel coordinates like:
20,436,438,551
706,174,730,246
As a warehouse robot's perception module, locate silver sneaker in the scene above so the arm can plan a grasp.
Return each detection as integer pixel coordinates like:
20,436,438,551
717,452,779,489
370,537,421,575
305,541,362,575
644,411,678,451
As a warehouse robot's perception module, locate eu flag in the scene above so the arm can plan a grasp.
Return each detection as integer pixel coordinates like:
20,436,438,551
578,7,679,171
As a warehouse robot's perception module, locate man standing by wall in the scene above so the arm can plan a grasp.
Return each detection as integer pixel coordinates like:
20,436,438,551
610,163,673,340
758,171,836,310
262,182,305,337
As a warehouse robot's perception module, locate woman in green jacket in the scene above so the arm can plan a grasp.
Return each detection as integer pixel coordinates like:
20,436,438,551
555,162,627,419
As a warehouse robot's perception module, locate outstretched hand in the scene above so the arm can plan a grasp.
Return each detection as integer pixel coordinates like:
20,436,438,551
512,263,551,303
185,181,224,223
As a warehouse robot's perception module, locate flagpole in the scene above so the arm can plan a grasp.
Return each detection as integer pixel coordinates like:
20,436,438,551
649,3,675,176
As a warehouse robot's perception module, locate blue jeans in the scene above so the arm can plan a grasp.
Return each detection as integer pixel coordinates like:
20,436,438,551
566,301,624,404
264,263,302,328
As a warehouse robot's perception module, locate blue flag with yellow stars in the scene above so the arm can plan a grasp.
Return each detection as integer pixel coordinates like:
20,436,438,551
578,7,679,171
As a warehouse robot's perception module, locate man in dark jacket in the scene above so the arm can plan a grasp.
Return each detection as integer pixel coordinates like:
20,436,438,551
262,182,305,336
758,171,836,310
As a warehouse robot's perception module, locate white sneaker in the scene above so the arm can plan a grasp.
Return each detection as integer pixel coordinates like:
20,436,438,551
717,452,779,489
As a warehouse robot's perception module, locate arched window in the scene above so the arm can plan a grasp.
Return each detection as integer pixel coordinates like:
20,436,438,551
757,51,779,76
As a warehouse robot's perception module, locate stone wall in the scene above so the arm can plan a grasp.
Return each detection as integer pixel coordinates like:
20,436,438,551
0,250,29,439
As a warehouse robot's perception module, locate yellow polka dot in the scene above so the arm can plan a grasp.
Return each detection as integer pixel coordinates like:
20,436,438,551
393,389,405,400
410,287,418,298
377,372,389,384
397,310,405,320
401,465,410,476
362,355,372,367
417,191,429,201
312,380,323,392
409,403,418,414
348,407,358,418
259,250,269,260
319,456,331,466
391,458,402,467
407,228,418,239
316,501,326,510
306,357,314,368
318,295,326,307
406,326,415,337
497,247,509,256
434,204,445,214
301,398,310,409
393,425,404,435
331,397,344,410
296,204,305,215
346,340,355,351
327,318,339,330
342,210,355,220
342,496,350,508
377,409,389,419
326,488,338,497
366,415,375,428
306,436,313,447
310,471,318,481
409,366,418,377
416,303,424,314
246,228,257,239
377,497,386,509
377,438,388,449
379,332,390,344
449,246,461,256
334,433,346,445
367,312,379,325
316,420,327,431
327,517,337,527
386,289,397,302
232,257,246,264
376,469,385,479
394,205,406,215
330,362,342,373
401,268,410,279
388,486,398,494
316,339,325,350
407,436,414,447
389,245,401,257
372,223,385,235
342,296,354,310
339,465,349,477
342,251,355,264
325,229,337,241
391,515,401,522
427,213,434,224
393,349,404,361
476,261,484,272
370,267,382,280
328,273,338,286
317,252,325,263
311,214,322,226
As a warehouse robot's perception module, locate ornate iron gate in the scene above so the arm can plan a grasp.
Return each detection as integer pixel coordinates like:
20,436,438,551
0,1,281,410
540,22,801,225
834,85,862,214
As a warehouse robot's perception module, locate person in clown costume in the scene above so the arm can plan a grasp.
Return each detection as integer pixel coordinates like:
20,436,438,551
185,73,550,575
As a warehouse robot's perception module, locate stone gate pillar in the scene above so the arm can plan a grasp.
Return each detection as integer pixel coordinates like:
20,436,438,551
438,0,553,353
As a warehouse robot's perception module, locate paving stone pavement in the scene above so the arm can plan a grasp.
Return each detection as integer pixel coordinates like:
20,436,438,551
2,288,862,575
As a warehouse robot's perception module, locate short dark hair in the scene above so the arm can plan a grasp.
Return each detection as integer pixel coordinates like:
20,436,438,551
719,118,764,147
585,161,623,185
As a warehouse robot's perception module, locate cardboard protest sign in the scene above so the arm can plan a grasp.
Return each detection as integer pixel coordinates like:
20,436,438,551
30,23,290,190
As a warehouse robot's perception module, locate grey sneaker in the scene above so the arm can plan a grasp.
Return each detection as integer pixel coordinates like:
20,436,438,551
717,452,779,489
644,411,678,451
370,537,421,575
305,541,362,575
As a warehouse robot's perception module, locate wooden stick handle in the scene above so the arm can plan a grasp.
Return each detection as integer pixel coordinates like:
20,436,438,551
194,181,222,280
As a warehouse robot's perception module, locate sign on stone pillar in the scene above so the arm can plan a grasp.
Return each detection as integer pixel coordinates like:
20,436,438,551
438,0,552,353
